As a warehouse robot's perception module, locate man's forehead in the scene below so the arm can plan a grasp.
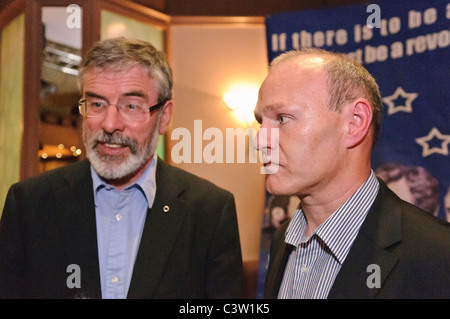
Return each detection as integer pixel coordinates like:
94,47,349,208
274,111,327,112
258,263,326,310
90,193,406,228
255,62,329,116
81,66,158,101
81,66,156,92
270,58,329,80
261,60,327,96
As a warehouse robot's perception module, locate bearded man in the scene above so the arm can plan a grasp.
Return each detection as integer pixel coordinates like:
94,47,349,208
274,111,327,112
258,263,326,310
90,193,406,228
0,37,243,299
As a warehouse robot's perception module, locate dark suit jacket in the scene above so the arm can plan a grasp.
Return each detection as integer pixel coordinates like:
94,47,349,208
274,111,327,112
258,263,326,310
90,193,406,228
0,158,243,299
264,179,450,299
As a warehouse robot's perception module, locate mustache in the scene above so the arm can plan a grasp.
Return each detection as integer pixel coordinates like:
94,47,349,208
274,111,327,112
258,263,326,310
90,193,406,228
93,131,139,155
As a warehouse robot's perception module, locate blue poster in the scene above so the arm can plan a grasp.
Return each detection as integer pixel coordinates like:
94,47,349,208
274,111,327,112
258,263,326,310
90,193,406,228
258,0,450,298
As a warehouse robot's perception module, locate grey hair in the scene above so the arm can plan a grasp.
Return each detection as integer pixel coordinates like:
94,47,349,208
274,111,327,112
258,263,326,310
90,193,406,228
269,48,383,147
78,37,173,103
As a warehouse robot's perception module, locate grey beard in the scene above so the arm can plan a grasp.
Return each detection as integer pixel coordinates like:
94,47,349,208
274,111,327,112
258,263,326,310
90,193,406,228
83,123,160,180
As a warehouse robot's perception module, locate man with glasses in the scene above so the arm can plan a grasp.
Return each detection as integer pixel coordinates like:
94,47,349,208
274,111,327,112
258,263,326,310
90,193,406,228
0,37,243,299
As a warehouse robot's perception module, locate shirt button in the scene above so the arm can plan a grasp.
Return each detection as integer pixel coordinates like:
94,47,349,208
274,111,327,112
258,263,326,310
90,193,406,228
115,213,122,221
111,276,119,283
301,265,309,273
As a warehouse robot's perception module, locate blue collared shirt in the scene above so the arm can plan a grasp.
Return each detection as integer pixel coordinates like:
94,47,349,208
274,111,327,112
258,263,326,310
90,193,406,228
91,156,157,299
278,170,380,299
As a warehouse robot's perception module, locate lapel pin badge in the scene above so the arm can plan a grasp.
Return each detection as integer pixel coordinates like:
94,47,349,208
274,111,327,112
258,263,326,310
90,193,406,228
163,205,170,213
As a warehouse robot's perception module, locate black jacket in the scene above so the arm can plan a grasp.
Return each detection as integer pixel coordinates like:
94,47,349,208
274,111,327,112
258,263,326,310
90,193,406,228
0,158,243,298
264,179,450,299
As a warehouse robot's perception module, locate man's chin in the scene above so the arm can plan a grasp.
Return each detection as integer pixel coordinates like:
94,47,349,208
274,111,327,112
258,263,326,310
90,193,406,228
89,153,137,180
92,163,128,180
89,148,154,182
265,175,289,196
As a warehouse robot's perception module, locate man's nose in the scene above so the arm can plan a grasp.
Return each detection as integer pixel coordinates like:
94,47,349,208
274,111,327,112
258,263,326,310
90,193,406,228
254,126,271,151
101,104,125,133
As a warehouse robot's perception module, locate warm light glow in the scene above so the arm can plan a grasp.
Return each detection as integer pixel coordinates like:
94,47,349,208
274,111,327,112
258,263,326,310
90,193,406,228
223,84,259,125
106,23,127,38
38,144,80,160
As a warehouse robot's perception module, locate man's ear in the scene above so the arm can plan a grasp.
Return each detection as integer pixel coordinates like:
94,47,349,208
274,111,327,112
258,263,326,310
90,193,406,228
344,98,373,148
158,100,173,135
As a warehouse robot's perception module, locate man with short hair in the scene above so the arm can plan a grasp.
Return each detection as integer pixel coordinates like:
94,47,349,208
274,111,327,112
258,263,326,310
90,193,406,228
256,49,450,299
0,37,243,299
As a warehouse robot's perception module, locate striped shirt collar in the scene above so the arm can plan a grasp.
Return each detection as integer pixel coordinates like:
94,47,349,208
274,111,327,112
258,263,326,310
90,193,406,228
285,170,380,264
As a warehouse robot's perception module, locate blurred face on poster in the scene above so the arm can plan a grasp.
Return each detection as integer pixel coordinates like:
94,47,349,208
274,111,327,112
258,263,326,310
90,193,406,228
444,187,450,223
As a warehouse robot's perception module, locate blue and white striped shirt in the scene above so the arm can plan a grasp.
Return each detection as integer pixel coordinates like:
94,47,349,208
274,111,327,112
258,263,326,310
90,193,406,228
278,171,380,299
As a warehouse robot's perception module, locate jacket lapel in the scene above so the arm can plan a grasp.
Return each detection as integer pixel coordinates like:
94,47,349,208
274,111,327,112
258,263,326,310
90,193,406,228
263,222,291,299
328,179,402,299
56,159,102,298
127,159,189,298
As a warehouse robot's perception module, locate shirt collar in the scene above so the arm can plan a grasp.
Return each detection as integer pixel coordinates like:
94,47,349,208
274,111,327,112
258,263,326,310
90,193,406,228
90,155,158,209
285,170,380,264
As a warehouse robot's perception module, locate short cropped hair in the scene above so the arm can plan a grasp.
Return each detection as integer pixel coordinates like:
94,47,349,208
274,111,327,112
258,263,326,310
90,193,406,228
78,37,173,103
270,49,383,147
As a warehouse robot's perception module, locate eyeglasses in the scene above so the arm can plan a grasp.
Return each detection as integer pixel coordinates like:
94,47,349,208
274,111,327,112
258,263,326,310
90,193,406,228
78,96,167,122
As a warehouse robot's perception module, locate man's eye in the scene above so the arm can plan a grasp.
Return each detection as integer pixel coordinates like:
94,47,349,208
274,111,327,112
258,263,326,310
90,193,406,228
278,115,289,124
126,104,139,110
90,101,104,108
